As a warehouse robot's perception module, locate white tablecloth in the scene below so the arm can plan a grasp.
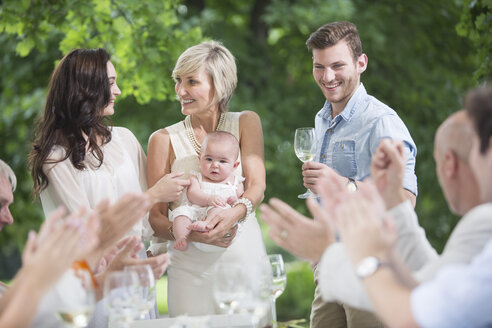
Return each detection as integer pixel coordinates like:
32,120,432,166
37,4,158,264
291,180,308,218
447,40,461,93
130,314,256,328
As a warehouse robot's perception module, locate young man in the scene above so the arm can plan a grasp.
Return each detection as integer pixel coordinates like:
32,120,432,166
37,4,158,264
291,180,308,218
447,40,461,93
303,21,417,328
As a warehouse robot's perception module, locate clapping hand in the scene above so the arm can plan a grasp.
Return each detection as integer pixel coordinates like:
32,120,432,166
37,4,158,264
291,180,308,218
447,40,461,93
94,236,170,299
370,139,407,209
332,182,397,265
94,193,150,254
22,206,100,292
260,198,336,264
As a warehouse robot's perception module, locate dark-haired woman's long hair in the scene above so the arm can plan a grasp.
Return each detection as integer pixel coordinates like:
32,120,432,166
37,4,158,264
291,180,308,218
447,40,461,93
29,48,113,196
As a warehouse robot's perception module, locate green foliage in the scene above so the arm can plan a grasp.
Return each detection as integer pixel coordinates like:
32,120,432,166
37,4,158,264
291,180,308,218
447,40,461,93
0,0,202,278
457,0,492,82
0,0,202,104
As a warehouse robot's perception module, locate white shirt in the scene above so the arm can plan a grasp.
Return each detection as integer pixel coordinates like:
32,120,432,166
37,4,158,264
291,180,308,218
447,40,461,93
412,237,492,327
40,126,152,239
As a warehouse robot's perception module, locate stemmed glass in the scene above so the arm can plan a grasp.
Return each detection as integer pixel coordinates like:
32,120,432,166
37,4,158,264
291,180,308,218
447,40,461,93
213,263,246,315
104,270,139,328
294,127,317,199
236,257,272,328
124,264,156,320
55,261,97,327
268,254,287,328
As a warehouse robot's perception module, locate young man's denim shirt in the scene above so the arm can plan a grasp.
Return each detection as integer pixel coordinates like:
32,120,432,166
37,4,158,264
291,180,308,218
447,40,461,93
314,83,417,195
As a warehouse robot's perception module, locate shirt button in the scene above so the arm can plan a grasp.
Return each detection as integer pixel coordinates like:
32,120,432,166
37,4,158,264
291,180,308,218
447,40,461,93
341,144,345,149
321,154,325,159
328,129,332,133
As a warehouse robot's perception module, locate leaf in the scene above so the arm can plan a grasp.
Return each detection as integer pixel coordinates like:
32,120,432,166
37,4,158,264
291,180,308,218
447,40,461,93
15,37,35,56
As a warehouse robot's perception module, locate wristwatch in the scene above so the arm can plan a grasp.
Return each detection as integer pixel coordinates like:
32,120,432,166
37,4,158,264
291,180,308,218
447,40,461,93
355,256,389,279
346,178,358,192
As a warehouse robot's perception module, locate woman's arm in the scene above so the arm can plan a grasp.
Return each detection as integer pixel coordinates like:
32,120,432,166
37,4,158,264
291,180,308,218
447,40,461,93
237,110,266,207
147,129,175,240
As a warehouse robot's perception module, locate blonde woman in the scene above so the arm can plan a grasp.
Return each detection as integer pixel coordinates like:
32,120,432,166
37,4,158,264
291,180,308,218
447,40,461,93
147,40,267,316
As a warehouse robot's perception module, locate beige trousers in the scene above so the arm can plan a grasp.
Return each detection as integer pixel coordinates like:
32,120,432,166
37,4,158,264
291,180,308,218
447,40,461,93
310,266,384,328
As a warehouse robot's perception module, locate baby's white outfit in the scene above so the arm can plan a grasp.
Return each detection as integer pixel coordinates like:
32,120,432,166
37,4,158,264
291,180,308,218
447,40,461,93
170,171,244,252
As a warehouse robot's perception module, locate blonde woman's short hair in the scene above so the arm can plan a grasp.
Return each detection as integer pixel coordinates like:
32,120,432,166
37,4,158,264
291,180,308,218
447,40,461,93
0,159,16,191
172,40,237,113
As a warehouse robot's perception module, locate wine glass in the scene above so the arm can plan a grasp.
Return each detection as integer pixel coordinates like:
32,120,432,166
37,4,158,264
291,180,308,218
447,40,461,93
294,127,317,199
104,270,139,328
55,260,97,327
236,257,272,328
213,263,246,315
124,264,156,320
268,254,287,328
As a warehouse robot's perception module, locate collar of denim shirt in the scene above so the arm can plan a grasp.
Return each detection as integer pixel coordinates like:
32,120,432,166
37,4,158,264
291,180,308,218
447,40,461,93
319,83,367,124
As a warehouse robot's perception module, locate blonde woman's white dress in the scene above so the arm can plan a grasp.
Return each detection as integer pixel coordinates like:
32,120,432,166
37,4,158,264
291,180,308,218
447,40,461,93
165,112,267,316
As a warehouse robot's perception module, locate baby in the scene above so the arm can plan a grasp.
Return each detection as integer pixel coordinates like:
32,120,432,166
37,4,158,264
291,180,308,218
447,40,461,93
171,131,244,251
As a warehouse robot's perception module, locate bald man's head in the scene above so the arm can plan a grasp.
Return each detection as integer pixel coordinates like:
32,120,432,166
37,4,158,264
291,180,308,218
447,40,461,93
434,110,474,163
434,110,480,215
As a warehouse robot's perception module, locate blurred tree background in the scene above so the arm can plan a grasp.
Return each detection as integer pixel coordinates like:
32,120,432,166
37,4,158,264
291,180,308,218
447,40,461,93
1,0,490,323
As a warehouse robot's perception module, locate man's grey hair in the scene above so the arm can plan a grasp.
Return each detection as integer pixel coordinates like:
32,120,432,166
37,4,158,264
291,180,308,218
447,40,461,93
0,159,16,191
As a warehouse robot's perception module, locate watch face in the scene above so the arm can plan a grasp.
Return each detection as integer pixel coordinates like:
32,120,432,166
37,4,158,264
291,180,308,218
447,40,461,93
356,256,379,278
347,180,357,192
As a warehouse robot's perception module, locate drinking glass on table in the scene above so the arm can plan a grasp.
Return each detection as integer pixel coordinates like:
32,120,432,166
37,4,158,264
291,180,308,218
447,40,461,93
213,263,246,315
124,264,156,320
294,127,317,199
268,254,287,328
55,260,97,328
104,270,139,328
236,257,272,328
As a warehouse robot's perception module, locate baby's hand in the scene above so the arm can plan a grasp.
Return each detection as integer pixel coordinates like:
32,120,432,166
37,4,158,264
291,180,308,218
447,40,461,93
226,195,238,206
209,195,227,207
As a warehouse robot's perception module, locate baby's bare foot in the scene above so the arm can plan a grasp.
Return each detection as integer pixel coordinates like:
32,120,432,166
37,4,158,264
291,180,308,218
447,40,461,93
189,221,210,232
174,238,188,251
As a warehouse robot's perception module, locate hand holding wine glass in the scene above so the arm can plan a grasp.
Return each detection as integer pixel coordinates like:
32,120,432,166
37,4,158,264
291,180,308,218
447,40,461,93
294,128,317,199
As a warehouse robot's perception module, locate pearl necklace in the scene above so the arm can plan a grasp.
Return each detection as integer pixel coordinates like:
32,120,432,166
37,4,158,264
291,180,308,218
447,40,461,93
184,113,225,155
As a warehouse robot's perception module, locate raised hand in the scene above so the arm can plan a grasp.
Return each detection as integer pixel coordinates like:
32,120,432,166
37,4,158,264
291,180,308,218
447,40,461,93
370,139,407,209
22,207,100,291
260,198,336,264
333,185,397,265
93,193,150,255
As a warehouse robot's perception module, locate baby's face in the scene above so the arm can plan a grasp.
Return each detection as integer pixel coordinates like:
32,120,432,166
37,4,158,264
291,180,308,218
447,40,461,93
200,140,237,182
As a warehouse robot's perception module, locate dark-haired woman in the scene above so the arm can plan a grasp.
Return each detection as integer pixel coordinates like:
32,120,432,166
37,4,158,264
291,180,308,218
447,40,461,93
30,48,188,237
29,48,189,326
